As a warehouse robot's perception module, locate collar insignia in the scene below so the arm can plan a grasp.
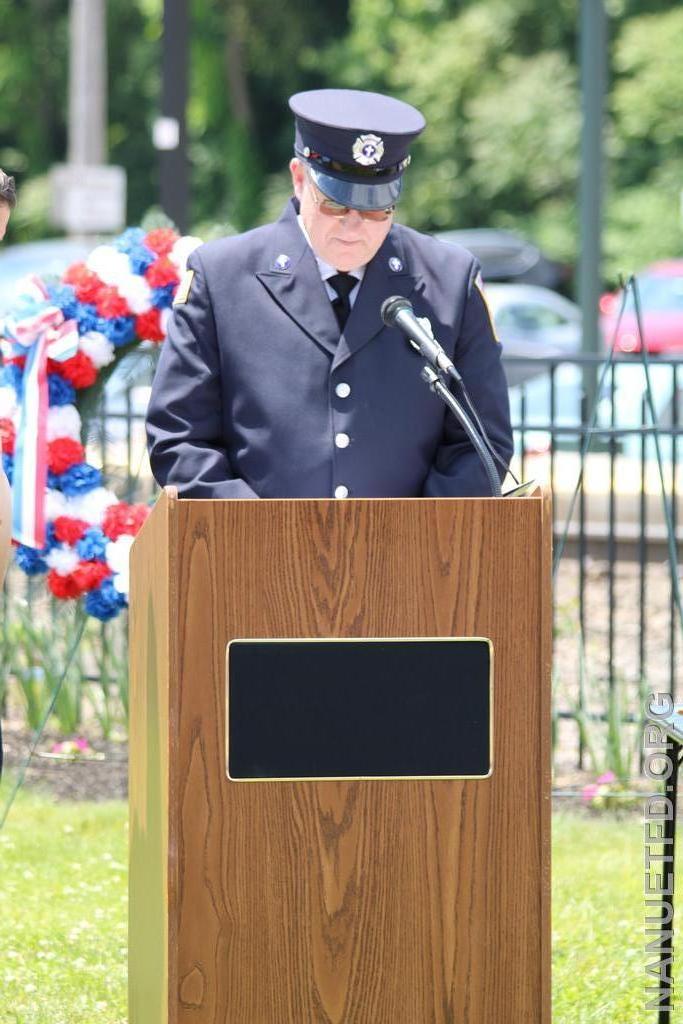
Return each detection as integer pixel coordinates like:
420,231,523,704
273,253,291,272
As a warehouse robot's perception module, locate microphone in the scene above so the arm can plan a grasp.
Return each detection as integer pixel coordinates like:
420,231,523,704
381,295,461,382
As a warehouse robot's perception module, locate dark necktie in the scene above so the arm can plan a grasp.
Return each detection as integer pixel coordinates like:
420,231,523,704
328,272,357,331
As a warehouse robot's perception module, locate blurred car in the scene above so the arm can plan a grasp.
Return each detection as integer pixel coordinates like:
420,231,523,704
600,260,683,355
482,283,582,386
436,228,570,291
508,357,680,463
0,238,91,315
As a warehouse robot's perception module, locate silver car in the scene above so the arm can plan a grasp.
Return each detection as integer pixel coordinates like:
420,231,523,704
483,283,582,387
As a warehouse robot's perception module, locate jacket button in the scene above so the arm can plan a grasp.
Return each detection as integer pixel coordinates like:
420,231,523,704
335,432,350,449
335,382,351,398
334,485,349,499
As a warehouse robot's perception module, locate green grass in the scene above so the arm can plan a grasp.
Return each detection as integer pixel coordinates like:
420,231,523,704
0,789,128,1024
0,792,677,1022
552,811,676,1023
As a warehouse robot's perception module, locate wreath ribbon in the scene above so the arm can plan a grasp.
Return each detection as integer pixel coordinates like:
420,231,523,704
6,291,79,548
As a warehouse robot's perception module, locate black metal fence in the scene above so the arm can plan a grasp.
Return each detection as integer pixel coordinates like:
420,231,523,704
4,350,682,775
506,352,681,774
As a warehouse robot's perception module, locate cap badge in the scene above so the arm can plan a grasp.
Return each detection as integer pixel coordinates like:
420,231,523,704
389,257,403,272
352,133,385,166
273,254,291,272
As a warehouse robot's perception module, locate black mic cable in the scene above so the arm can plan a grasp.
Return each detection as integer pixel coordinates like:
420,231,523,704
454,376,519,486
419,366,502,496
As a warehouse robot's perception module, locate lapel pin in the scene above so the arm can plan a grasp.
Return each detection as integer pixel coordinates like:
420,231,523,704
273,254,291,272
389,256,403,272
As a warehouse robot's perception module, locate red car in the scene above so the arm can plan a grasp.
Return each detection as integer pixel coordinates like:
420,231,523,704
600,260,683,354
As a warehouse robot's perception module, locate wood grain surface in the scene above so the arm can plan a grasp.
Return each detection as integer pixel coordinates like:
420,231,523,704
129,489,172,1024
130,493,551,1024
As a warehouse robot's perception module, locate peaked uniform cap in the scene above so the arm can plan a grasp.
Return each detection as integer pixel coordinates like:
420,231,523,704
289,88,426,211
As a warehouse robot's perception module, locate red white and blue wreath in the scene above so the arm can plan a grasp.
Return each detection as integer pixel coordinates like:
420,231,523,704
0,227,200,620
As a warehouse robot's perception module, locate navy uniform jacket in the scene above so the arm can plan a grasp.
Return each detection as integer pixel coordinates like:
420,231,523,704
146,198,513,499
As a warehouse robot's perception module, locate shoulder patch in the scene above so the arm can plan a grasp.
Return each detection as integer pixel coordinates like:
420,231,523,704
173,269,195,306
474,272,499,343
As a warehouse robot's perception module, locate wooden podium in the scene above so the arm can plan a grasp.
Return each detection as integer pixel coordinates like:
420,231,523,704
129,489,552,1024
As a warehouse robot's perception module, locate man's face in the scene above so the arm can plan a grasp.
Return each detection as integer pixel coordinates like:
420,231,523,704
0,203,9,242
290,158,393,271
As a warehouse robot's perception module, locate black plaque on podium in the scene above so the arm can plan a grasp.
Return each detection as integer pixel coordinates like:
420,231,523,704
226,638,492,781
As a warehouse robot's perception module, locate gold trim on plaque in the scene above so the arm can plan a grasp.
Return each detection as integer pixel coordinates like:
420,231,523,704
225,636,494,783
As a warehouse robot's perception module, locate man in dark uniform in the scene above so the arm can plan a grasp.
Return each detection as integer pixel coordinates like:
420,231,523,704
146,90,513,499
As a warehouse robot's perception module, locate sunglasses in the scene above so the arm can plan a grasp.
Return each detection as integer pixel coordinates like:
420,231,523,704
307,174,395,222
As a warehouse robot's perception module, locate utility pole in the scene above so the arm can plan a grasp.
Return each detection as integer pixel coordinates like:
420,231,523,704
51,0,126,238
154,0,190,233
68,0,107,165
578,0,607,359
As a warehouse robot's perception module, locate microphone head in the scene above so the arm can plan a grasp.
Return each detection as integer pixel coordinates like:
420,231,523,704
381,294,413,327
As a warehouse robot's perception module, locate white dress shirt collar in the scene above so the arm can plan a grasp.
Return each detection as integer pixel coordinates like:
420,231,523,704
297,214,366,288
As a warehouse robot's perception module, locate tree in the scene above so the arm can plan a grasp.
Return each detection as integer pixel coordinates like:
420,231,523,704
0,0,68,241
310,0,580,253
189,0,348,232
1,0,680,282
604,6,683,277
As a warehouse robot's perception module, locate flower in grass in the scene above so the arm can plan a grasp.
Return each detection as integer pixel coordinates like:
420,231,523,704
50,737,95,758
581,770,638,810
